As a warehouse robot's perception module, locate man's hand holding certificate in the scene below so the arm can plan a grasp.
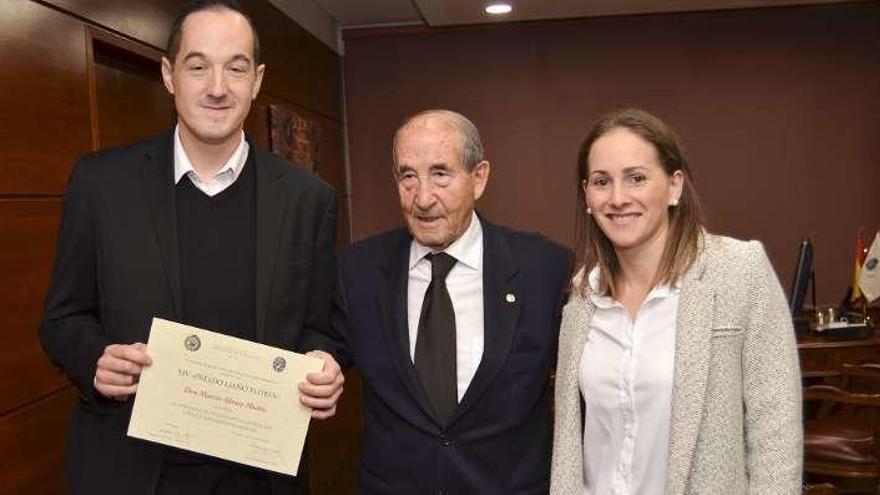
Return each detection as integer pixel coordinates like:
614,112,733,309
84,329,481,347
127,318,323,476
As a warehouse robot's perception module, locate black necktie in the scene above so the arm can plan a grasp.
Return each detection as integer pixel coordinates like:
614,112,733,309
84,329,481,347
414,252,458,424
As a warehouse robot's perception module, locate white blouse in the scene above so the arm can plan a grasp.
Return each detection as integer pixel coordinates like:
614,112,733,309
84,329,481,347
578,268,679,495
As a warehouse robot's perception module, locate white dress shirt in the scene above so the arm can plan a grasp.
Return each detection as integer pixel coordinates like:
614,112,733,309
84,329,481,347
173,125,249,196
408,212,484,402
579,268,679,495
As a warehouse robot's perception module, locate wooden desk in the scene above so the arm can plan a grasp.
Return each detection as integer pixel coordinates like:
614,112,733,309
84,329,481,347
798,332,880,378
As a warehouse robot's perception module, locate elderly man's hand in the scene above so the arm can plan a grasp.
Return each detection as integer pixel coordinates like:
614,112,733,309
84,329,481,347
299,350,345,419
94,343,153,401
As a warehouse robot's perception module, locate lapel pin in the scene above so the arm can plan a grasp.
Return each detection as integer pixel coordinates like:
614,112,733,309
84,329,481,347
505,293,516,303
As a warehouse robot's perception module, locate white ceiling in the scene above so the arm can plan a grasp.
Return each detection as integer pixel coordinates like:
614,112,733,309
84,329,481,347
270,0,860,53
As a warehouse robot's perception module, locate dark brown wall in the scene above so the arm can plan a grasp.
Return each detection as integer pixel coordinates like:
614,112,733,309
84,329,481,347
0,0,350,492
344,2,880,305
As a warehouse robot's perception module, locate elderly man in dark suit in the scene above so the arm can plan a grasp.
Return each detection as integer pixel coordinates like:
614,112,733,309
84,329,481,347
331,109,571,494
38,1,343,494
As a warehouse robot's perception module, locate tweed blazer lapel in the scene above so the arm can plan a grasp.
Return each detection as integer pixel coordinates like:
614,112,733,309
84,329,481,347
666,244,714,495
550,270,594,495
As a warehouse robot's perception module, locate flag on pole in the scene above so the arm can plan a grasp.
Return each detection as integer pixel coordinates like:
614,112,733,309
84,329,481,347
850,229,868,302
859,232,880,303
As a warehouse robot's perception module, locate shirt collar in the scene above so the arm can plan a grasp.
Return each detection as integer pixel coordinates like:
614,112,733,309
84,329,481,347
587,265,680,309
173,124,248,185
409,211,483,271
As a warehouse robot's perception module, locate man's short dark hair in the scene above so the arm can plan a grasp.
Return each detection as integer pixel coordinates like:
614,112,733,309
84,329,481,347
165,0,261,65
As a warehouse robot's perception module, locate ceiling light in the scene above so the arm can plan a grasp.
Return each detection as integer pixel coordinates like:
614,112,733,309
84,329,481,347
485,3,513,15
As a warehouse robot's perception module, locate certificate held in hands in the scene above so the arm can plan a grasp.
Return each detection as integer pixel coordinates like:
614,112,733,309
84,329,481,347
127,318,323,476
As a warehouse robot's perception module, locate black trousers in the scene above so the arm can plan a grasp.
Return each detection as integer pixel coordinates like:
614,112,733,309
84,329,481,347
155,461,272,495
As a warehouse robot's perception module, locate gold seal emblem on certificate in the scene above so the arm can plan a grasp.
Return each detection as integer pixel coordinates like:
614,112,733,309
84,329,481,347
184,334,201,352
272,357,287,373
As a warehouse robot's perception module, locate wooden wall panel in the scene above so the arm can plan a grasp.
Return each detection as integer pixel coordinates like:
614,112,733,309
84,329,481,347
0,199,70,419
0,0,91,195
322,125,351,246
0,388,77,494
316,119,347,197
308,370,363,495
43,0,180,51
89,30,175,148
242,0,342,120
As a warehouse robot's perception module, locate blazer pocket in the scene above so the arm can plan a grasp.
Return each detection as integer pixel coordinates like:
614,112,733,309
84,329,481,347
710,326,744,338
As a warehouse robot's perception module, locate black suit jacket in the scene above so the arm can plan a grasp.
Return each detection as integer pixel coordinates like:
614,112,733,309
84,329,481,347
39,130,338,495
332,217,571,494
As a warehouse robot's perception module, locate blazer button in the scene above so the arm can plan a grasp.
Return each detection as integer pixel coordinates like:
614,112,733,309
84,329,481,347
441,437,452,447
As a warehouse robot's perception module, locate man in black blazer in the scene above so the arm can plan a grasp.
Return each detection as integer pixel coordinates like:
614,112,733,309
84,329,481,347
331,109,571,493
39,1,343,494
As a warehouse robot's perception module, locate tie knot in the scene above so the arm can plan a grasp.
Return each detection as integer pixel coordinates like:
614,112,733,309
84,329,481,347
428,252,457,281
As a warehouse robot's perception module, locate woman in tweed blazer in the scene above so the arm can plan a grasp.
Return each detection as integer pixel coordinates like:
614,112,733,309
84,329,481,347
550,109,802,494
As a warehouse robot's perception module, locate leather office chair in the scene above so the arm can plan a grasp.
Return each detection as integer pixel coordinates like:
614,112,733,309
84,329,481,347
804,363,880,493
804,483,841,495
